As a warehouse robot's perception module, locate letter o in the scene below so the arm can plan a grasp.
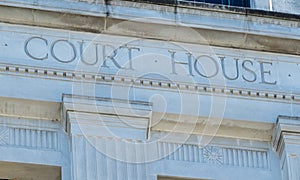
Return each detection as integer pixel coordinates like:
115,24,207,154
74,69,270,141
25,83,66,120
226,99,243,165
194,55,219,78
51,40,77,63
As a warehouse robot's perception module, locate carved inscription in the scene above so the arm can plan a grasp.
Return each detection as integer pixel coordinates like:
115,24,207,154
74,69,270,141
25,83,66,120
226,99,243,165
24,36,277,85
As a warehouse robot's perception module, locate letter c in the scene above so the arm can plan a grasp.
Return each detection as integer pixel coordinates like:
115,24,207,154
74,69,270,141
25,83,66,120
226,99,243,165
24,37,48,60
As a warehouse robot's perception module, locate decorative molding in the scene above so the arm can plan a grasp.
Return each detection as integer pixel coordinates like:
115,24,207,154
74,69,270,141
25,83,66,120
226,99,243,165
203,146,223,164
0,126,58,150
1,63,299,104
63,95,152,140
10,127,58,150
159,142,269,169
69,134,274,180
273,116,300,155
0,127,9,145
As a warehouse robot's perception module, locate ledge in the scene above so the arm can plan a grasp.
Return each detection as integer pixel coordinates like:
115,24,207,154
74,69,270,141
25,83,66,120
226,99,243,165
0,96,61,121
0,1,299,56
127,0,300,20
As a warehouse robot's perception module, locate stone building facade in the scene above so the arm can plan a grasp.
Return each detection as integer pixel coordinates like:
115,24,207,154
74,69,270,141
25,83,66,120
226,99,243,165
0,0,299,179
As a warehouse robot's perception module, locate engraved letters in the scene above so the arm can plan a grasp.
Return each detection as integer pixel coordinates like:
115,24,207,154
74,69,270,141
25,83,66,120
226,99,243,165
24,36,277,85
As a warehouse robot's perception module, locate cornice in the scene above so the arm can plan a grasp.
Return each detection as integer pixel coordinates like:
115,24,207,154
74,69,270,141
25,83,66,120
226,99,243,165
273,116,300,156
1,63,299,104
0,1,299,55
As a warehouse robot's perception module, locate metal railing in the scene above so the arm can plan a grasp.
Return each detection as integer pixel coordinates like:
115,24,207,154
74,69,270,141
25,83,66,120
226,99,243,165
130,0,250,8
177,0,250,7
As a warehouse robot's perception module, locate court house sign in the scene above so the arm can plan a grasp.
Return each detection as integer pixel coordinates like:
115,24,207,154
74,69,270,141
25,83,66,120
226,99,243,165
24,36,277,85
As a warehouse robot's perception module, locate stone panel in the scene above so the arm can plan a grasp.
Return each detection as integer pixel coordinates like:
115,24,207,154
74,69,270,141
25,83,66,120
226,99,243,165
159,142,269,169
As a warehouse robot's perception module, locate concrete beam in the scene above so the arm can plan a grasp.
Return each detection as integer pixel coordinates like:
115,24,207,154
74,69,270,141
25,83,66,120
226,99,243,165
0,3,299,55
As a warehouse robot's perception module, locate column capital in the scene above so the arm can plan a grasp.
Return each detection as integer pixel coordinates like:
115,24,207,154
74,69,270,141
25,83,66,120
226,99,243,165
62,94,152,140
273,115,300,180
273,115,300,153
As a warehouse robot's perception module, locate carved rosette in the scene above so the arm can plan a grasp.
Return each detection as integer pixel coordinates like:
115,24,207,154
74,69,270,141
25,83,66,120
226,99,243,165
203,146,223,164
